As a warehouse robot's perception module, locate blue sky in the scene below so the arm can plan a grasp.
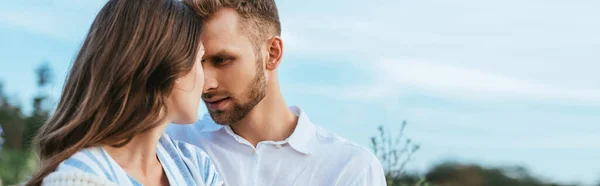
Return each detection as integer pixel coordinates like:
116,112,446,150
1,0,599,184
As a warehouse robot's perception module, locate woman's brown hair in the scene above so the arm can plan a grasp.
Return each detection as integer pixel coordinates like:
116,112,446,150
27,0,203,185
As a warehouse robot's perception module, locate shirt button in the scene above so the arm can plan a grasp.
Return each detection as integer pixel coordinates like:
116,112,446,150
252,149,257,154
275,144,282,149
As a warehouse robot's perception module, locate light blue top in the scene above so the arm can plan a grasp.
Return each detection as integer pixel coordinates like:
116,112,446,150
53,134,223,186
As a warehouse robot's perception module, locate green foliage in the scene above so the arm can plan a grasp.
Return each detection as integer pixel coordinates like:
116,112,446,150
0,82,26,150
0,148,38,185
424,162,578,186
0,62,52,184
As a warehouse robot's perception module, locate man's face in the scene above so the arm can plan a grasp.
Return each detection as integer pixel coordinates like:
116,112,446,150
200,8,267,125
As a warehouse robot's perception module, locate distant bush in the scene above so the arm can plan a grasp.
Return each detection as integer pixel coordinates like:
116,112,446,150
425,162,577,186
371,121,428,186
370,122,583,186
0,62,52,185
0,148,38,185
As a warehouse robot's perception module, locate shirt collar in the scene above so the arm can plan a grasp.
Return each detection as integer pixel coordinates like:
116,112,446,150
286,106,316,155
212,106,317,155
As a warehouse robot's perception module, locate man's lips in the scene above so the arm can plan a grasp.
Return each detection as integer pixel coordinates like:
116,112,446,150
204,97,230,110
203,97,229,103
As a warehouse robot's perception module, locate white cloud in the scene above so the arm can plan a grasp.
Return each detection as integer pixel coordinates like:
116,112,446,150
284,83,397,100
418,134,600,150
279,0,600,105
280,0,600,95
0,0,105,43
288,58,600,105
376,59,600,104
0,10,74,42
514,135,600,149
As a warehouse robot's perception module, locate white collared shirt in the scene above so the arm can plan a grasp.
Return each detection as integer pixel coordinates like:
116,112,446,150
166,106,386,186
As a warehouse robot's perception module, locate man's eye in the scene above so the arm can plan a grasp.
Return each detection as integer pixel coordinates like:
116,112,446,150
214,57,224,64
212,57,232,66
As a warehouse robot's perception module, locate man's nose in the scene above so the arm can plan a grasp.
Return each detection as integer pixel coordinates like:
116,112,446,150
203,68,218,92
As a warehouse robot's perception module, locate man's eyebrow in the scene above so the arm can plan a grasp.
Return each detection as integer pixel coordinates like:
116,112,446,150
204,49,231,59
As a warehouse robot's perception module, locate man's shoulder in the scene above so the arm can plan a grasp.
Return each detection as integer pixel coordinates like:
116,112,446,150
308,125,385,183
311,125,379,164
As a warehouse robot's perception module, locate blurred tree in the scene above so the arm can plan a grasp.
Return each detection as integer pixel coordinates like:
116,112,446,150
23,62,53,149
425,162,576,186
0,80,31,185
371,121,425,186
35,62,53,88
0,148,36,185
1,122,4,153
0,62,52,185
0,81,26,150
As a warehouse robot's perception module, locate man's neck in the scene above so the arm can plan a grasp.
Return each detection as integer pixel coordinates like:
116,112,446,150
230,86,298,147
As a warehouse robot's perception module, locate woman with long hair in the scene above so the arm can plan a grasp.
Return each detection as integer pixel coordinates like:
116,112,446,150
26,0,221,185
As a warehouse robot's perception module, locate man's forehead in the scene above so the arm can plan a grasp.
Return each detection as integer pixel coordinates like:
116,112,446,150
203,8,241,36
201,30,248,55
200,8,256,56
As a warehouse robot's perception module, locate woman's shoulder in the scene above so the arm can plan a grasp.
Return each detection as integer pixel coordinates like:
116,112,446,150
53,147,117,182
43,171,118,186
162,133,212,162
161,134,223,186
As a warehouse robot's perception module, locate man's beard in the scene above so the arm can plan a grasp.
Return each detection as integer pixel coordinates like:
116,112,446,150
203,58,267,125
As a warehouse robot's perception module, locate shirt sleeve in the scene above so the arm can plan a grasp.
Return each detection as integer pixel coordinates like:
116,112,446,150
347,157,387,186
194,146,224,186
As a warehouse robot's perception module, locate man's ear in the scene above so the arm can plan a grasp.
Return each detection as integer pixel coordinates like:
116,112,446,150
266,36,283,71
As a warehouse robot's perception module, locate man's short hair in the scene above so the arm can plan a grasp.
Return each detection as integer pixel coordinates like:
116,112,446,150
183,0,281,50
